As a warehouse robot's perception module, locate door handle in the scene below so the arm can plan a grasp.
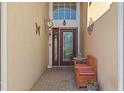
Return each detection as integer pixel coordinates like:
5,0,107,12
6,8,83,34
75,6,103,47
70,54,73,60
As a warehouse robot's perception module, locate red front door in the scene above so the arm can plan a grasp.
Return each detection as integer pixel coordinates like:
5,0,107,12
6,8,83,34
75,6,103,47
52,28,78,66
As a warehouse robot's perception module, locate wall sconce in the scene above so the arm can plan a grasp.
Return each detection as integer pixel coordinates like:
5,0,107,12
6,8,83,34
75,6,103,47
87,23,94,35
87,17,94,35
63,20,66,26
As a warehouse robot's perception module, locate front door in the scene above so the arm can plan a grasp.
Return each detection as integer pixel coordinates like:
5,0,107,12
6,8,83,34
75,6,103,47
52,28,78,66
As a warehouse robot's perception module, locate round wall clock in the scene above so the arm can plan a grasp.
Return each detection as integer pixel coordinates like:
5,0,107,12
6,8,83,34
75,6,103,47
47,20,53,28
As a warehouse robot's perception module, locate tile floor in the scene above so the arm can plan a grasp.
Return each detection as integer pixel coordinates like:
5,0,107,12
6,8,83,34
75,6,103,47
31,67,87,91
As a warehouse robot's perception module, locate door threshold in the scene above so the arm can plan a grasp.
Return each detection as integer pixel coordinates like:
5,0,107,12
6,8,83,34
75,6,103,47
52,66,73,68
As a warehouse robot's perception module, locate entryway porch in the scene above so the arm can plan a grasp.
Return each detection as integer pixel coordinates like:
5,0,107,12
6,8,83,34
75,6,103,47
31,67,87,91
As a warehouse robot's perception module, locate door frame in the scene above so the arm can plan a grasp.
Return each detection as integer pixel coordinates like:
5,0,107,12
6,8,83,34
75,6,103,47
48,2,80,68
52,28,78,66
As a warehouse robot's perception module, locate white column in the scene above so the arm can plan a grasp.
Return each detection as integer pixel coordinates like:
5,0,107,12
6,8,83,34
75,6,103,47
48,3,53,68
48,30,53,68
1,2,8,91
77,2,80,55
117,2,123,91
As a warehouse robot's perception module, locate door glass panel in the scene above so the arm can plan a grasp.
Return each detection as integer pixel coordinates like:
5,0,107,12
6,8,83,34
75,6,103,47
54,32,59,63
63,32,73,61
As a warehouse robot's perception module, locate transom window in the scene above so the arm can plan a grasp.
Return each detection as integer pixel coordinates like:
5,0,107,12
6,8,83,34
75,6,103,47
53,2,76,20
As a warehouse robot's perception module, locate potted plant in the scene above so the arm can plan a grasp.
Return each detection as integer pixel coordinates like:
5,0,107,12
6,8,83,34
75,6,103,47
85,80,99,91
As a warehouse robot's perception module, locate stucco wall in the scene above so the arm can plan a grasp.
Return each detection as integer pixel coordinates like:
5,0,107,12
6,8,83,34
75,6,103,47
80,3,87,56
88,2,112,26
80,3,117,90
7,3,49,90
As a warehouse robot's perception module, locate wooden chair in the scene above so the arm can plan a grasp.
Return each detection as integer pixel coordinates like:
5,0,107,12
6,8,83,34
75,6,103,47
74,55,97,88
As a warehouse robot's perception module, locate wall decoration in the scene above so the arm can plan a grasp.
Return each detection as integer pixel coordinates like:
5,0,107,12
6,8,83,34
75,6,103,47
35,22,40,36
87,23,94,35
87,17,94,35
47,19,53,28
89,2,92,6
44,18,53,36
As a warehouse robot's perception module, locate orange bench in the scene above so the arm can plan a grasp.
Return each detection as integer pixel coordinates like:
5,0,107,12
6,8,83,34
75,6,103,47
74,55,97,88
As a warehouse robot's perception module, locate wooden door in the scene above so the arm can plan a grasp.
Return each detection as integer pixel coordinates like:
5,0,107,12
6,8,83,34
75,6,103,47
52,28,78,66
60,29,78,66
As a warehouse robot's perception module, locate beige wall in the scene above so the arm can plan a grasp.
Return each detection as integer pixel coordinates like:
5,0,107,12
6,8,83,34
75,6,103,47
7,3,49,90
88,2,112,26
80,3,117,90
